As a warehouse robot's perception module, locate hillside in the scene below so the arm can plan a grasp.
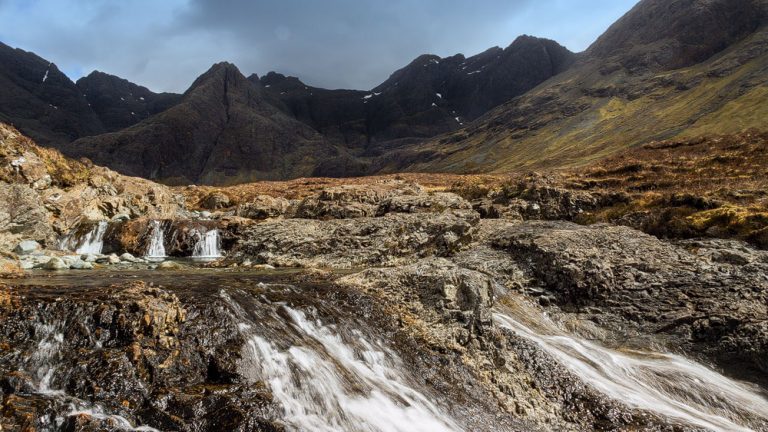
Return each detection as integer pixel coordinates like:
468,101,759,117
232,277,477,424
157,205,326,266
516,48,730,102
391,0,768,174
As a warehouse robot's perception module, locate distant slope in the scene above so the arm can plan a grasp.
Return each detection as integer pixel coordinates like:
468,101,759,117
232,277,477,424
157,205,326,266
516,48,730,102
0,42,105,146
76,71,181,131
390,0,768,174
63,63,339,185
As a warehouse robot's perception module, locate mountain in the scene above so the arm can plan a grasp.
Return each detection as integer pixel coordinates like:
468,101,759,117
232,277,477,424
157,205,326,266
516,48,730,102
63,63,339,185
54,36,574,184
76,71,182,131
3,0,767,185
0,42,105,146
259,36,574,150
390,0,768,174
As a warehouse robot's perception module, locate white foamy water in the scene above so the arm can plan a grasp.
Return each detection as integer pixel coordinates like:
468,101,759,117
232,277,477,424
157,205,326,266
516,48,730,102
494,308,768,432
24,322,158,431
192,229,222,258
226,294,460,432
66,405,160,432
74,221,109,254
144,220,166,258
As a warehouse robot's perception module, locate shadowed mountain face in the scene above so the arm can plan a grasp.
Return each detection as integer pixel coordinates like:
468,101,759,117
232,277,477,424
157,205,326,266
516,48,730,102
0,42,105,146
76,71,182,132
259,36,574,150
63,63,338,185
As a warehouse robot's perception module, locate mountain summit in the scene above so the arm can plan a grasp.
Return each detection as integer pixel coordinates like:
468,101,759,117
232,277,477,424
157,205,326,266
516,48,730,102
64,62,336,185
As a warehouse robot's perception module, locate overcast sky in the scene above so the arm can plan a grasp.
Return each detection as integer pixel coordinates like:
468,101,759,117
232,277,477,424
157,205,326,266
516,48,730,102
0,0,638,93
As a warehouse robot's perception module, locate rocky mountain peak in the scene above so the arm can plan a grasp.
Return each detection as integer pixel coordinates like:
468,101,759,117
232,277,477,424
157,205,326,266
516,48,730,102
587,0,768,71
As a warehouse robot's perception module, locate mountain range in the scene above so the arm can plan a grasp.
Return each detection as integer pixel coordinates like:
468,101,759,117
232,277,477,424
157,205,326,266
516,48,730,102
0,0,766,185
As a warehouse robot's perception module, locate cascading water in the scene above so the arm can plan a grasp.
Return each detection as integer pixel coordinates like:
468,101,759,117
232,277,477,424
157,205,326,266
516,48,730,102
192,228,222,259
223,291,462,432
21,320,159,432
74,220,109,255
494,304,768,432
144,220,166,259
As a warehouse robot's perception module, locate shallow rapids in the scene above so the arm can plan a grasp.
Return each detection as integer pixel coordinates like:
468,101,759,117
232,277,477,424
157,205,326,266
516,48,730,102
222,290,462,432
494,306,768,432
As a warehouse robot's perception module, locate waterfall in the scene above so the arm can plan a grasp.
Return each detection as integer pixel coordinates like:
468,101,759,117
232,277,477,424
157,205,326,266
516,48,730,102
224,292,461,432
74,221,109,255
22,321,159,431
192,229,222,258
144,220,166,258
494,306,768,432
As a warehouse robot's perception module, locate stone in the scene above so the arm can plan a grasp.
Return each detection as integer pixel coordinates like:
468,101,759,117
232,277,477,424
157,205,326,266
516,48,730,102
81,253,100,262
120,252,139,263
13,240,40,255
157,261,183,270
107,254,121,264
70,260,94,270
200,191,231,210
111,213,131,222
43,257,68,271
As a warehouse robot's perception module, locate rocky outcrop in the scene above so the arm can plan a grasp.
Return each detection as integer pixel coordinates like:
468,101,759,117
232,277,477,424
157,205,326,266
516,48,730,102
0,122,182,252
490,221,768,384
0,282,282,431
231,210,478,268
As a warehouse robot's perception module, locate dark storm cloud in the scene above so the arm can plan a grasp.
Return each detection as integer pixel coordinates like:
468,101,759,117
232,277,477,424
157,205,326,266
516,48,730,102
0,0,639,92
174,0,534,89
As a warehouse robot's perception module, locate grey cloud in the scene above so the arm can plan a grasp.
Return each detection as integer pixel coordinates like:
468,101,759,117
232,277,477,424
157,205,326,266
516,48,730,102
171,0,535,89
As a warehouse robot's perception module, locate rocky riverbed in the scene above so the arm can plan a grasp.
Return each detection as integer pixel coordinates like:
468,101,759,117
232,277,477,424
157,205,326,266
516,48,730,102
2,123,768,430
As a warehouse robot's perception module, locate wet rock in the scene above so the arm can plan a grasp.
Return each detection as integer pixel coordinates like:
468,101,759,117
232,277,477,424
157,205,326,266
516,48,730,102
339,258,494,339
157,261,183,270
12,240,40,255
0,281,282,431
111,213,131,222
120,252,140,263
43,257,68,271
491,221,768,383
81,253,100,262
69,260,93,270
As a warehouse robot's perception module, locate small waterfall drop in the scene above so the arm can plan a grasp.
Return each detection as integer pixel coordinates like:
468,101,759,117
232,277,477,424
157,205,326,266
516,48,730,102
192,229,222,259
22,320,159,431
144,220,166,259
224,292,461,432
74,221,109,255
494,306,768,432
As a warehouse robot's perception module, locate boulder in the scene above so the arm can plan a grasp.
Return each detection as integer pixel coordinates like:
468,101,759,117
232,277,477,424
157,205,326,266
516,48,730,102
13,240,40,255
120,252,140,263
200,192,231,210
43,257,68,271
70,260,94,270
